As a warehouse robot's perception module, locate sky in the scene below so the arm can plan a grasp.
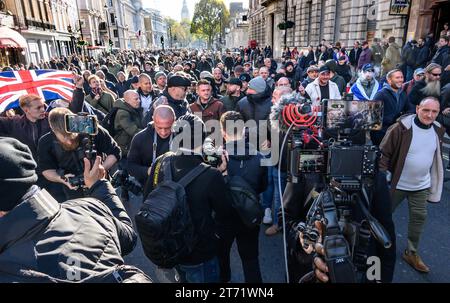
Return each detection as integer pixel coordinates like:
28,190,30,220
145,0,248,21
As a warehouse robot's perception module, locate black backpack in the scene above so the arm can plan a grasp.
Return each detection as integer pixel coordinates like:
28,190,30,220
135,155,209,268
100,107,120,137
228,174,264,228
0,262,152,283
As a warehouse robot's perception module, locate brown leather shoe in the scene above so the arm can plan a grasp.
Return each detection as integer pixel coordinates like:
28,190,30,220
402,250,430,273
265,224,280,236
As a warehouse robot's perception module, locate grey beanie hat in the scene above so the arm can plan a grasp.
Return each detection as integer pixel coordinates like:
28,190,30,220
248,76,267,94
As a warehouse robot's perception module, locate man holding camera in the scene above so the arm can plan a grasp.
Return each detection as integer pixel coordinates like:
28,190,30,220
217,111,268,283
141,114,233,283
38,108,121,200
0,137,140,282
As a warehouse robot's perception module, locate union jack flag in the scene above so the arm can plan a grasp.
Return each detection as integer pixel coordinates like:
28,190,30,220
0,70,75,113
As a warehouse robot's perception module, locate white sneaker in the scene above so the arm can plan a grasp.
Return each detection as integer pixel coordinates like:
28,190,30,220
263,208,272,225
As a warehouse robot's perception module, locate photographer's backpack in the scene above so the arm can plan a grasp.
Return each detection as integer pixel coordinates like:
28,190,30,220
0,262,152,283
227,163,264,228
100,107,120,137
135,155,209,268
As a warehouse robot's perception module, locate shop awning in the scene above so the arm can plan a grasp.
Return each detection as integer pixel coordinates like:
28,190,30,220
0,27,27,49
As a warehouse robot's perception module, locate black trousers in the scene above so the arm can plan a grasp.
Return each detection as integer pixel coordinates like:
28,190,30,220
218,217,262,283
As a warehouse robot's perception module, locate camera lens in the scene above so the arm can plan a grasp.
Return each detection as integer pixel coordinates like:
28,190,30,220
300,103,311,115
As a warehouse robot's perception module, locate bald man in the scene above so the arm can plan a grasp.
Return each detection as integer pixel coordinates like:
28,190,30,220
127,105,176,187
380,97,445,273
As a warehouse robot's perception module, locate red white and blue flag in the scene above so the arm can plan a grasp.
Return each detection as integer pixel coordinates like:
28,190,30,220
0,70,74,112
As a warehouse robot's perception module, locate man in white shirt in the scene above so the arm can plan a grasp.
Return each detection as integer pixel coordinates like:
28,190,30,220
379,97,445,273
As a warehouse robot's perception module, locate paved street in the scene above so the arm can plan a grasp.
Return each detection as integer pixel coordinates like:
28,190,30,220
124,147,450,283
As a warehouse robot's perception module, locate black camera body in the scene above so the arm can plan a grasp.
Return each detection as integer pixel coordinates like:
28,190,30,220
276,95,391,283
111,170,143,196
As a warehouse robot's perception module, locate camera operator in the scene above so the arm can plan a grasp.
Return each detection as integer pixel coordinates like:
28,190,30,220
141,114,233,283
0,137,142,282
38,108,121,200
217,111,268,283
128,105,175,193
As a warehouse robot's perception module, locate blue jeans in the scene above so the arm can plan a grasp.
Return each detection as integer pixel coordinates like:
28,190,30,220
176,257,220,283
262,166,287,226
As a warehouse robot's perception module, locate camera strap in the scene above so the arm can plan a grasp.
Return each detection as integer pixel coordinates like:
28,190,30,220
152,127,173,165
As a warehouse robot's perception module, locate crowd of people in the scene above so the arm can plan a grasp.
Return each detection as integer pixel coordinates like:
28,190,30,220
0,23,449,283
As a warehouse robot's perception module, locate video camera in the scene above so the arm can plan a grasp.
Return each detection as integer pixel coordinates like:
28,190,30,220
272,93,391,283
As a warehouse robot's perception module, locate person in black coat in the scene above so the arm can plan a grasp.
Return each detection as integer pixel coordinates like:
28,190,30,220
371,69,414,145
431,36,449,68
349,42,363,68
416,38,430,69
217,111,268,283
0,138,137,282
143,114,234,283
128,105,175,187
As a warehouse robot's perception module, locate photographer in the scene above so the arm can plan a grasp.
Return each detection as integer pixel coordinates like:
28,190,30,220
0,137,140,282
38,108,121,200
128,105,175,188
141,114,233,283
217,111,268,283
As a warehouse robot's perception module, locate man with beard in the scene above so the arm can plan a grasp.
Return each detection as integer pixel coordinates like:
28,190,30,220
153,71,167,95
350,63,382,100
371,69,413,145
408,63,442,106
325,60,347,95
239,73,251,95
38,108,121,200
431,36,449,68
221,77,245,112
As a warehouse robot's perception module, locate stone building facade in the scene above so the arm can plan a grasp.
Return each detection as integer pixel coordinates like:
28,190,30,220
248,0,446,59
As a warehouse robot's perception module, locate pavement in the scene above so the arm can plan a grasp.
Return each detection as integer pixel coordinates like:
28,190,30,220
123,140,450,283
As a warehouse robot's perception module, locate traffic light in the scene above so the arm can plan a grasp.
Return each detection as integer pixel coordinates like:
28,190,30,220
160,36,164,45
109,39,113,47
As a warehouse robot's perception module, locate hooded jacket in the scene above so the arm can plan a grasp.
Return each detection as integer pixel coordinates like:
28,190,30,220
380,114,445,202
236,85,272,123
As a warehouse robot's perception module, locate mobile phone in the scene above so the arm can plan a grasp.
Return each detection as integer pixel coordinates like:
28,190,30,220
65,114,98,135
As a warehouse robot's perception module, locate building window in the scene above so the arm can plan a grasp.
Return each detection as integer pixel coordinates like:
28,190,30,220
110,13,115,25
114,29,118,37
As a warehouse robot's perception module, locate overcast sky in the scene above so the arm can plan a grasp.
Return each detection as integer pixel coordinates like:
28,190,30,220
145,0,248,21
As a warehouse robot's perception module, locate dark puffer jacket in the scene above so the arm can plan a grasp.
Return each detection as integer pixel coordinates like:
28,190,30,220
0,180,137,281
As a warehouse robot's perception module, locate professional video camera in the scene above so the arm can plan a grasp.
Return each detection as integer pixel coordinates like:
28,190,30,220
271,93,392,283
59,114,98,188
111,170,143,196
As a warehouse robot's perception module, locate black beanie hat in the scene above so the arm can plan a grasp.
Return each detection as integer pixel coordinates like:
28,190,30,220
0,137,38,212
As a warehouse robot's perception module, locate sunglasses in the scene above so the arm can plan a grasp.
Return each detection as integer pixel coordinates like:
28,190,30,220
430,72,441,77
